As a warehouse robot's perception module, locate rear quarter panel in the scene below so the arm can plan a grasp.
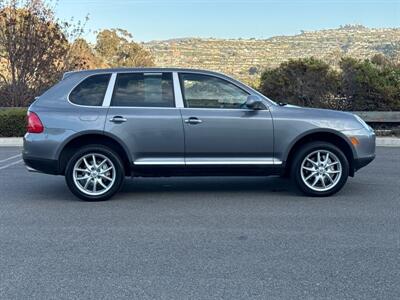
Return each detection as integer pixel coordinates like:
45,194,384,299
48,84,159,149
25,73,110,161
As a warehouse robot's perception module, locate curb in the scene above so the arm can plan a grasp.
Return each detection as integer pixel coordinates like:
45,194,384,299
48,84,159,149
376,137,400,147
1,137,400,147
0,138,23,147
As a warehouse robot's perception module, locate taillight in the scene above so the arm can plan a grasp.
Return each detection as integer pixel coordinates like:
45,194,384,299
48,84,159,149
27,111,44,133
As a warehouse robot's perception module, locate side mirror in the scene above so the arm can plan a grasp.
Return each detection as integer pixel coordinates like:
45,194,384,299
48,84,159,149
245,95,265,110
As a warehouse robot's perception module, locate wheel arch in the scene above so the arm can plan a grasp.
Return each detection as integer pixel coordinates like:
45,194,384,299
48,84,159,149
57,131,132,175
282,129,357,177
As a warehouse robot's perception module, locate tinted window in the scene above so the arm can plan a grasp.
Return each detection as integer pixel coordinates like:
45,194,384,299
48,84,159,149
69,74,111,106
180,73,249,109
111,73,174,107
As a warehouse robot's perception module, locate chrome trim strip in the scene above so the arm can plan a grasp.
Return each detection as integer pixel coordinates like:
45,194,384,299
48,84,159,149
134,158,185,165
177,107,268,112
106,106,267,111
186,158,278,165
186,161,275,165
144,72,162,76
102,73,117,107
133,158,283,166
173,72,184,108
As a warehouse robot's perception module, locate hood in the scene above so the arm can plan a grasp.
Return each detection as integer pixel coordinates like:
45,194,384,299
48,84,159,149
271,105,363,131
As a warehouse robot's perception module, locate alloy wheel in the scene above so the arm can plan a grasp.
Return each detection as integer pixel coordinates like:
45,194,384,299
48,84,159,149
300,150,342,192
72,153,116,196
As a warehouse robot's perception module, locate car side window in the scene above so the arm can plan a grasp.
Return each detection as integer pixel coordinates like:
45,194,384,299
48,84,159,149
69,74,111,106
111,72,174,107
179,73,249,109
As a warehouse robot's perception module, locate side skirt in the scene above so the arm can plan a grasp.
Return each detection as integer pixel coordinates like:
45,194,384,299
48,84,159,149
130,165,283,177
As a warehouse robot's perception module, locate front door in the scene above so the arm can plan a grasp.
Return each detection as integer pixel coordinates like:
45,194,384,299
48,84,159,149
179,73,274,165
104,72,184,165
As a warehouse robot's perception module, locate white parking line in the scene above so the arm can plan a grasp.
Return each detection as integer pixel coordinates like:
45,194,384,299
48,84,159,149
0,154,21,164
0,159,23,170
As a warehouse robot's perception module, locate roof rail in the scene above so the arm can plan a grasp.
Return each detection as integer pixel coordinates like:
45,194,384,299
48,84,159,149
62,70,83,80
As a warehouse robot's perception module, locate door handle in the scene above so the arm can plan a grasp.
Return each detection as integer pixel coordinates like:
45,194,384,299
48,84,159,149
109,116,127,123
184,117,202,125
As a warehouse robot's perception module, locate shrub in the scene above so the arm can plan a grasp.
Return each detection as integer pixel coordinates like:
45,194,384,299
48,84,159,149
340,56,400,111
259,55,400,111
259,57,340,109
0,108,27,137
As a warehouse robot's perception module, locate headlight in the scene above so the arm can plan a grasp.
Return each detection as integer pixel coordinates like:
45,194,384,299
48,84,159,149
354,114,374,132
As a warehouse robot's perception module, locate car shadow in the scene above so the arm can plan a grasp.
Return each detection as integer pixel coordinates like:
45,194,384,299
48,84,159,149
119,176,299,196
19,174,301,203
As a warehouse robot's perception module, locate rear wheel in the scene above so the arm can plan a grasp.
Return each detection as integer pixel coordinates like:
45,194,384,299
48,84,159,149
65,145,125,201
291,142,349,196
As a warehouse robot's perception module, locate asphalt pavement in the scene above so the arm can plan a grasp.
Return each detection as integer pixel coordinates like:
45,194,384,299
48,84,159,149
0,147,399,299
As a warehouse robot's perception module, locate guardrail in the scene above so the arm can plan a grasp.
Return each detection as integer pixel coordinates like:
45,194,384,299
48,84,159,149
353,111,400,123
1,107,400,123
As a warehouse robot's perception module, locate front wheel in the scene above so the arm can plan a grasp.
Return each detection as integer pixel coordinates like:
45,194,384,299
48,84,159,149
65,145,125,201
291,142,349,197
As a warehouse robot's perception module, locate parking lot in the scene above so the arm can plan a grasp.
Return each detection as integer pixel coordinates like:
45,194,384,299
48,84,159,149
0,146,399,299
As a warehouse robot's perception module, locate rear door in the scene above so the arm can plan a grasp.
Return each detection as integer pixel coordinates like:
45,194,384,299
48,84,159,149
104,72,184,165
178,73,274,165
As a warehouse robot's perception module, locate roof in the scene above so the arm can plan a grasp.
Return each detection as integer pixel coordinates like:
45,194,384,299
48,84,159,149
63,67,229,79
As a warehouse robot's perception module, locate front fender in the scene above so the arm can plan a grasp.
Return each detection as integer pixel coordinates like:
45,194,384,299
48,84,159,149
281,128,357,164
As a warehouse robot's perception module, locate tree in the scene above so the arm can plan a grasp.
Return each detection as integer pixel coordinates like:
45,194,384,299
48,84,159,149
94,29,154,68
340,56,400,111
0,0,84,106
259,57,340,108
69,38,104,70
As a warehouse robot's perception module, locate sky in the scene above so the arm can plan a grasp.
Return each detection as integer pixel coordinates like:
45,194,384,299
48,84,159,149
55,0,400,42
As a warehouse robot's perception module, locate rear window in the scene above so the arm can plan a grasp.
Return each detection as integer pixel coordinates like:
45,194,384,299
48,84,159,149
111,72,174,107
69,74,111,106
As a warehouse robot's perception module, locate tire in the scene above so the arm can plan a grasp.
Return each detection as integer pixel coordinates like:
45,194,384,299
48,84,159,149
290,142,349,197
65,144,125,201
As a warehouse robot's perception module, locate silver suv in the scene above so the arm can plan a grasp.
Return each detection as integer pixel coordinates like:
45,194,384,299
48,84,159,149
23,68,376,201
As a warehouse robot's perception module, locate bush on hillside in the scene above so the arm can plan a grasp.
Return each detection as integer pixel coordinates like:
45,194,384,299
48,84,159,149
0,108,27,137
259,55,400,111
259,57,340,109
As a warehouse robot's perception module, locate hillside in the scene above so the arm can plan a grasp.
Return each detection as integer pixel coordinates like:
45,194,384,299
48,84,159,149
145,25,400,85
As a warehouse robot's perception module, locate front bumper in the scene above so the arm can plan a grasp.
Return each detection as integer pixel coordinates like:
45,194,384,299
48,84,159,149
343,128,376,175
354,154,375,171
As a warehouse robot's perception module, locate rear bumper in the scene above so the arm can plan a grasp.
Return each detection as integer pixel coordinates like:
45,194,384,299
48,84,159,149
354,154,375,172
23,155,60,175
